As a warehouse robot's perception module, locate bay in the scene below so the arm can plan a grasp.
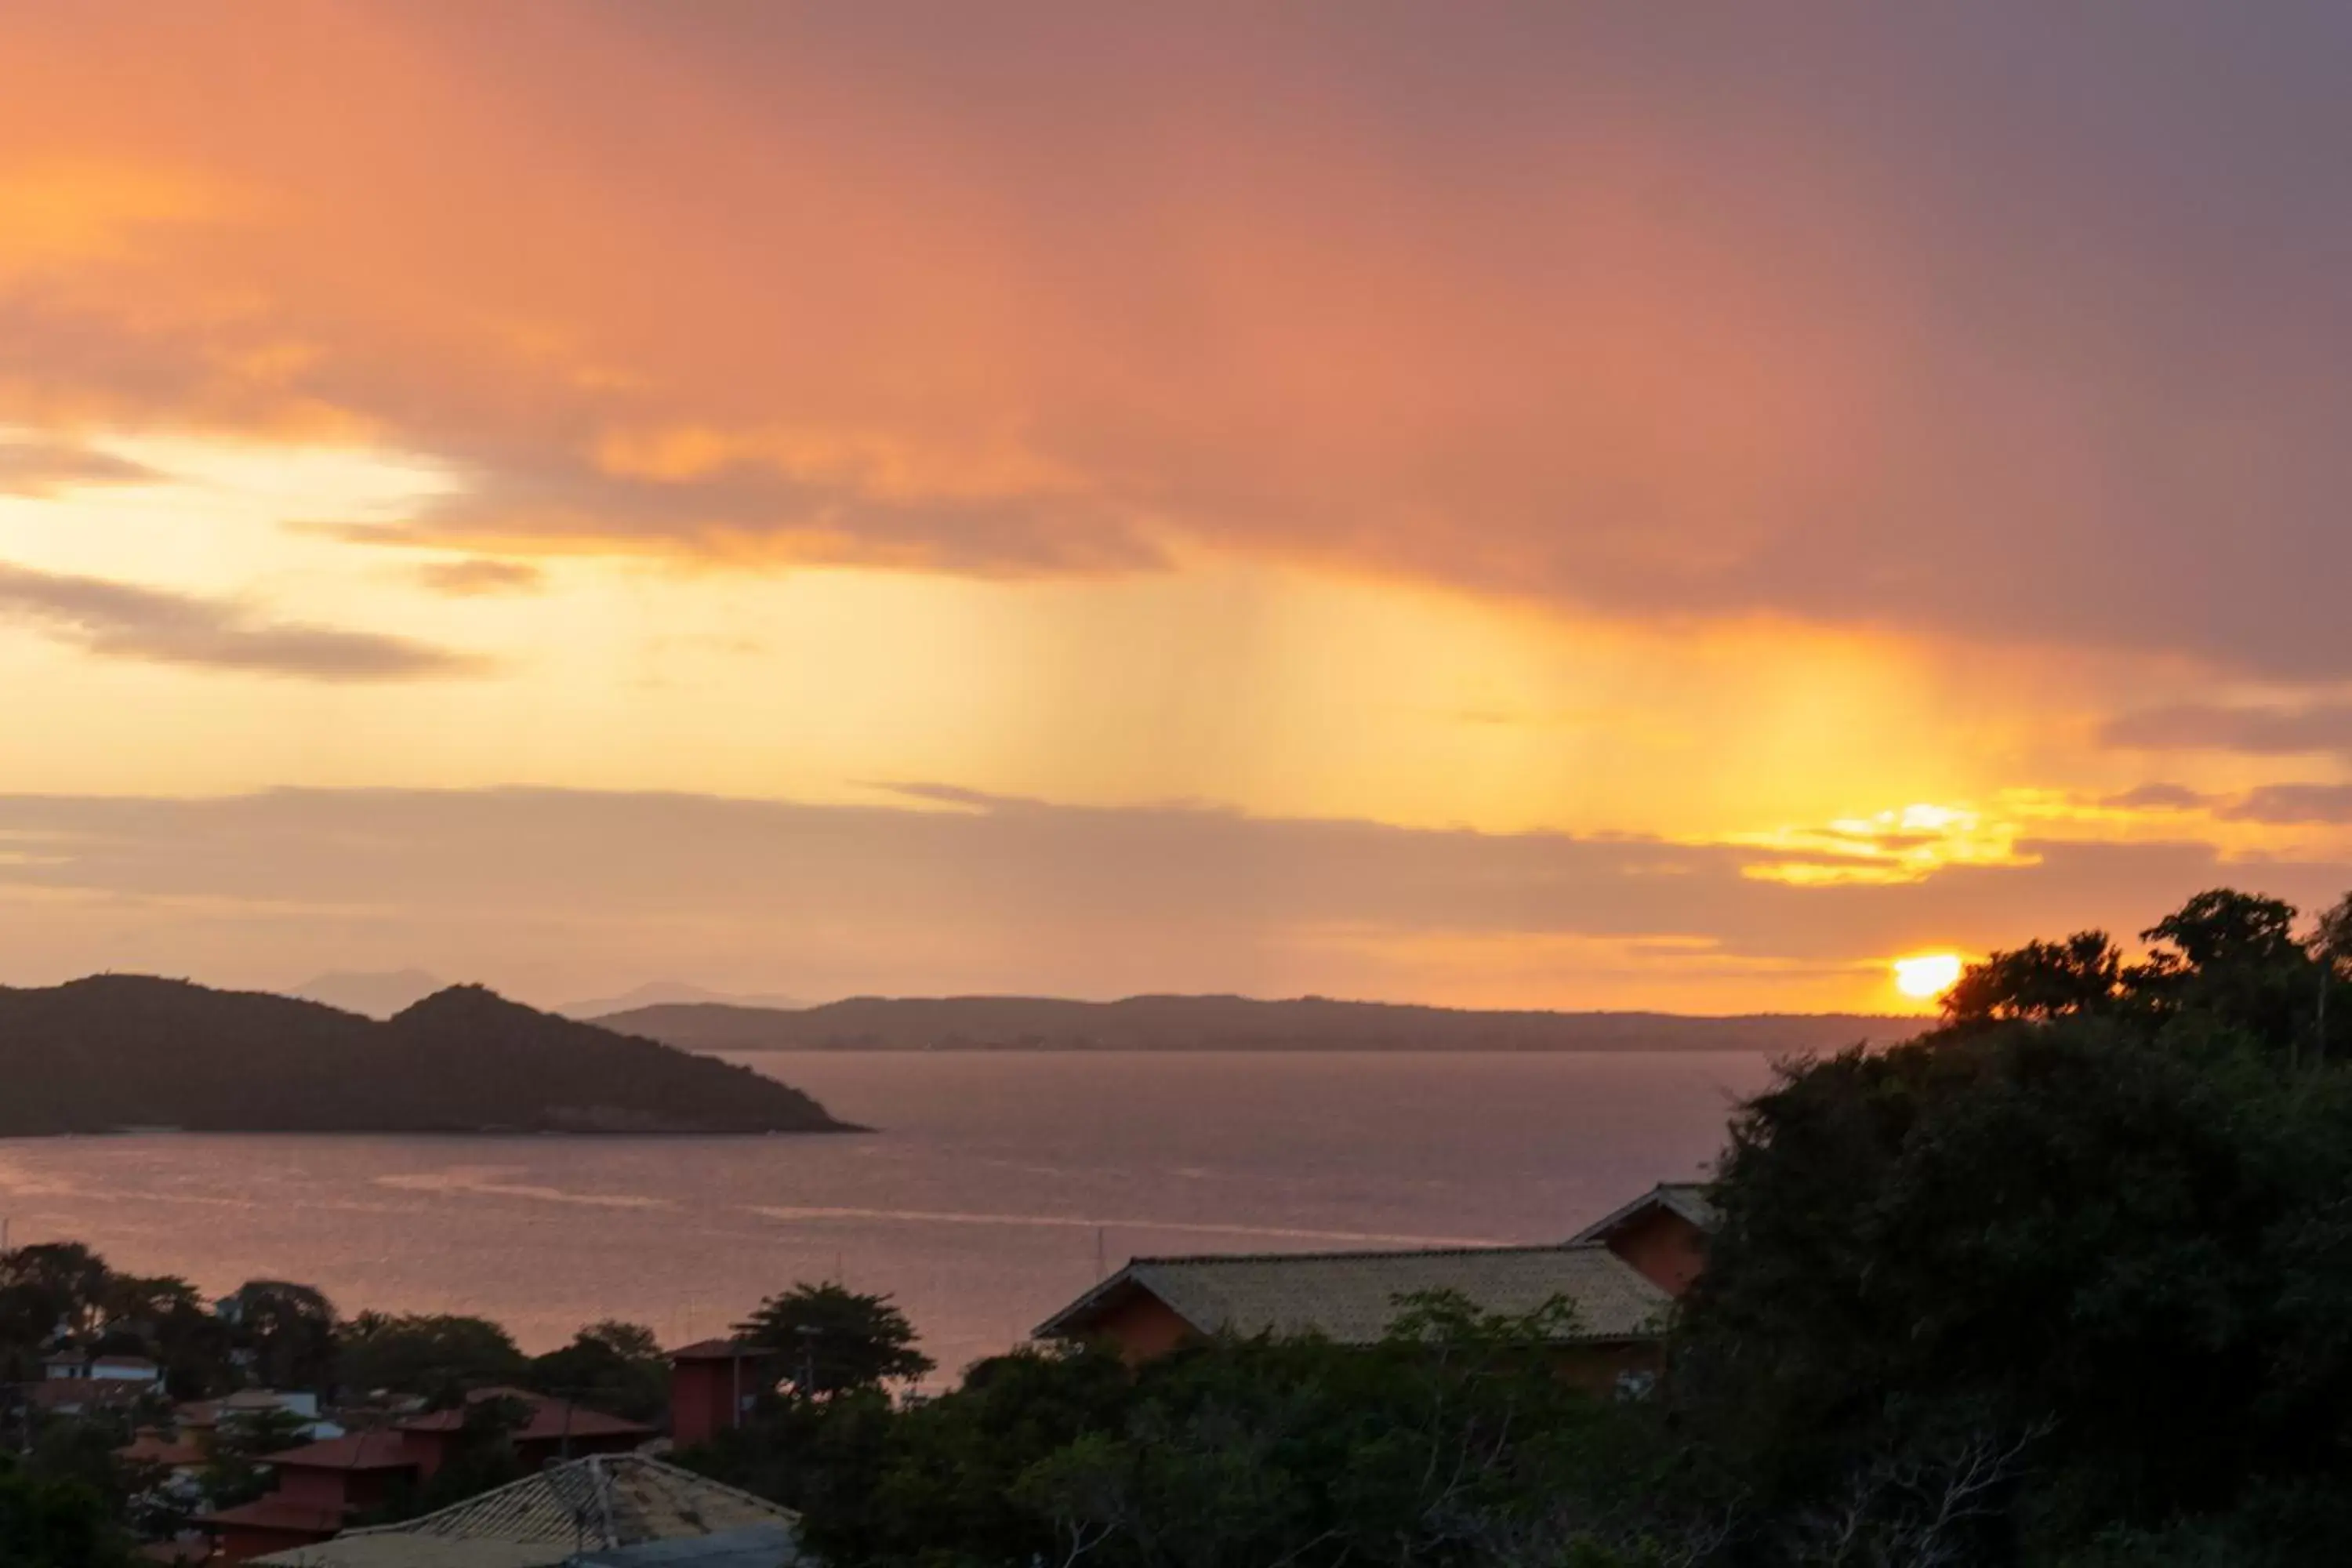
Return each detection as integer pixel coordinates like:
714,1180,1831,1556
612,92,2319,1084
0,1050,1778,1383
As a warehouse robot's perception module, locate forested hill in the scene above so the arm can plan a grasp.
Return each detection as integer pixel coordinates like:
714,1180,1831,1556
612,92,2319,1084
597,993,1912,1054
0,977,852,1135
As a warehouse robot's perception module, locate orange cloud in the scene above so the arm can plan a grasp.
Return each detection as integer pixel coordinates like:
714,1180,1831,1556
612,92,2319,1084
2,5,2347,681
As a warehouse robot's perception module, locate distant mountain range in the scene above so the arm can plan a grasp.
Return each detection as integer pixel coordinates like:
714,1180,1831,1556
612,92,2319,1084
289,968,448,1018
0,977,851,1136
595,994,1917,1054
289,971,807,1021
555,981,808,1021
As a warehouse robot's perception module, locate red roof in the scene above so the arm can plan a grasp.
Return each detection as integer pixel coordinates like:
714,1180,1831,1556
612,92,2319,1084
256,1428,418,1472
198,1497,347,1537
118,1429,209,1468
394,1388,652,1443
670,1338,769,1363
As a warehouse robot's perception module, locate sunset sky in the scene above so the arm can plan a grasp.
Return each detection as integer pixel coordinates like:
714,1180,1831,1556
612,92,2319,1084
6,3,2352,1013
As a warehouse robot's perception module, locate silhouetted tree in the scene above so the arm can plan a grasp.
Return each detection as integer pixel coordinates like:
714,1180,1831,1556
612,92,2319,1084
1942,931,2123,1024
222,1280,338,1394
525,1320,669,1424
336,1312,526,1403
735,1284,933,1403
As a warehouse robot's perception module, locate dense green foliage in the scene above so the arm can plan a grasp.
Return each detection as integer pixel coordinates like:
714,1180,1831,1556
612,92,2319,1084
0,1243,229,1396
677,886,2352,1566
523,1319,672,1422
0,1245,687,1564
691,1297,1726,1568
0,1456,131,1568
220,1279,339,1394
335,1311,528,1402
1673,887,2352,1562
0,975,846,1134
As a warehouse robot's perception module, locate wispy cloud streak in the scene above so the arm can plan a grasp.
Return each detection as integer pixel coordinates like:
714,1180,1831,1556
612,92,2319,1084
0,562,485,681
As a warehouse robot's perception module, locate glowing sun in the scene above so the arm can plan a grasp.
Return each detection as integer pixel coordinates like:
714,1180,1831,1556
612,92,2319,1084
1893,953,1965,1000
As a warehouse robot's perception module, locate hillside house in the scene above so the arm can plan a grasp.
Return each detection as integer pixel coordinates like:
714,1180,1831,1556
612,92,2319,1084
1567,1182,1719,1298
44,1349,165,1385
244,1452,800,1568
180,1388,344,1443
668,1339,776,1448
1034,1242,1674,1393
199,1390,654,1563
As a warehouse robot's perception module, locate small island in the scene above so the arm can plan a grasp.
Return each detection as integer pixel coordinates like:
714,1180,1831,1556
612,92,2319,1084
0,977,854,1136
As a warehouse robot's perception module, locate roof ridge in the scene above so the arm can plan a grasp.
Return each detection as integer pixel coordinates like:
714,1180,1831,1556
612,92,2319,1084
1130,1241,1610,1268
336,1450,797,1542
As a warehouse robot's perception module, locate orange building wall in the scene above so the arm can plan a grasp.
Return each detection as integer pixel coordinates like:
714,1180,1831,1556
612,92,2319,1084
671,1357,767,1447
672,1362,728,1447
277,1461,405,1513
1604,1210,1708,1298
1087,1291,1201,1364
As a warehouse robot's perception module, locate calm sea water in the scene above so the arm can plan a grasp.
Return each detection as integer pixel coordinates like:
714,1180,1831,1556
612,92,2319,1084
0,1051,1776,1383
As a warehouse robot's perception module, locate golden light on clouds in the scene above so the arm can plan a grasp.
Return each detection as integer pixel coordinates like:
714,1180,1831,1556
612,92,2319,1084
1732,804,2035,886
6,6,2352,1008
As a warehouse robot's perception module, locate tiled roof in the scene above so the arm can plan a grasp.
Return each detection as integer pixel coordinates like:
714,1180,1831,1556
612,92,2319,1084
1037,1242,1672,1345
200,1496,349,1537
258,1428,419,1472
119,1428,209,1468
252,1540,559,1568
249,1454,799,1568
396,1388,653,1443
1568,1182,1722,1245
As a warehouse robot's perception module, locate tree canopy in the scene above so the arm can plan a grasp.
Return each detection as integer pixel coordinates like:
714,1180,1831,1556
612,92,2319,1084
335,1312,528,1403
1674,885,2352,1559
0,1454,131,1568
524,1320,670,1423
735,1283,935,1402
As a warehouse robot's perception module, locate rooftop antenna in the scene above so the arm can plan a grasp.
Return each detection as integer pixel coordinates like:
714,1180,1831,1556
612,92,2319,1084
1094,1226,1106,1283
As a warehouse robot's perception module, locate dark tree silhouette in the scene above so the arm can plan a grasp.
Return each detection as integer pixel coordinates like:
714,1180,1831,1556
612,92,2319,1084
735,1283,933,1402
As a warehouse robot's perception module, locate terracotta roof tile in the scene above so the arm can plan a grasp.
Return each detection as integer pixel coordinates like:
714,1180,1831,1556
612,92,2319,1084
200,1497,349,1536
119,1429,209,1468
256,1429,418,1472
394,1388,652,1443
